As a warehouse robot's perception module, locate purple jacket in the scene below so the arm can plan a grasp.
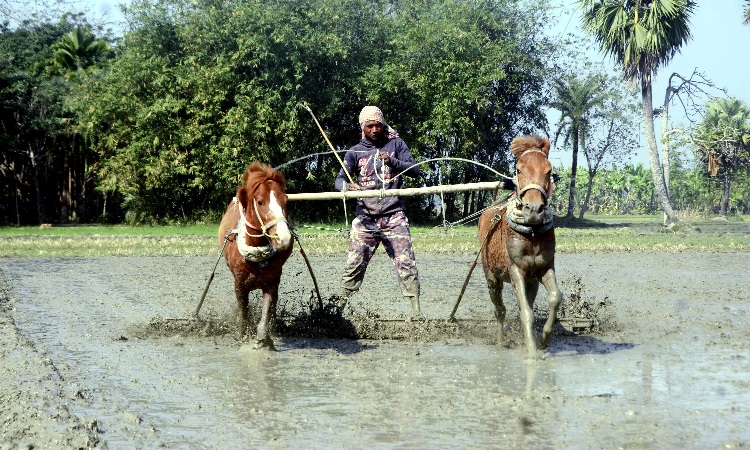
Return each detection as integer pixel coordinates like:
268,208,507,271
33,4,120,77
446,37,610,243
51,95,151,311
334,137,420,217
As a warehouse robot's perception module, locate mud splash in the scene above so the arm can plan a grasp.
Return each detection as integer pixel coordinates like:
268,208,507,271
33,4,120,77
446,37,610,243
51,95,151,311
136,286,609,346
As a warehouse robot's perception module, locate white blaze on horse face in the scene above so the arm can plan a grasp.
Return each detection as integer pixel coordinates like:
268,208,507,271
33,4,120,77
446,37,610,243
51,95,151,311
269,190,292,250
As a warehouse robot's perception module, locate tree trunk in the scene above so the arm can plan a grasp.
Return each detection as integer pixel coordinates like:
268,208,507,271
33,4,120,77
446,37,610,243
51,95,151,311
661,81,673,198
566,130,579,219
719,171,731,217
579,168,595,219
29,146,45,225
61,147,71,222
15,186,21,226
641,78,677,225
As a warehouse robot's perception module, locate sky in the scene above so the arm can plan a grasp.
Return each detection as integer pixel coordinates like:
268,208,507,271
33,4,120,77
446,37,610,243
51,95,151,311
82,0,750,167
547,0,750,166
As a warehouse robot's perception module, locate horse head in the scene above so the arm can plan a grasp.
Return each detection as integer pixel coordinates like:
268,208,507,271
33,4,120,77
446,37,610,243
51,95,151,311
237,162,293,252
510,135,553,225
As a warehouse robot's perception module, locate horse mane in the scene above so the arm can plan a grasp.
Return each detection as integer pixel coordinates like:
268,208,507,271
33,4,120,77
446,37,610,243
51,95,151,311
241,161,286,192
510,135,550,158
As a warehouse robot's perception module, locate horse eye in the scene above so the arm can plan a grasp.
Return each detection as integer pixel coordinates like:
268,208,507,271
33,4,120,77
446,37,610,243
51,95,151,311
257,200,264,206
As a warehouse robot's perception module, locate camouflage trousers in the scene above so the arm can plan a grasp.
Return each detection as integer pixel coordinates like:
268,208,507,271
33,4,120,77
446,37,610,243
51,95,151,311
341,211,419,297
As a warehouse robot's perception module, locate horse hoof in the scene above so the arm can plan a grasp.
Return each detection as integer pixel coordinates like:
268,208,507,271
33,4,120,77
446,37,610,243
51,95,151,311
524,347,544,360
254,337,276,351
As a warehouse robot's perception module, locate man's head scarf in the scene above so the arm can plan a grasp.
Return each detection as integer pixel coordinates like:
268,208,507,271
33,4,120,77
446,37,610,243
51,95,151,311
359,106,385,129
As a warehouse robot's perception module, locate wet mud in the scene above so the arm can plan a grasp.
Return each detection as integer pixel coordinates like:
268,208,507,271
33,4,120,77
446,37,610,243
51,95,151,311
1,250,749,448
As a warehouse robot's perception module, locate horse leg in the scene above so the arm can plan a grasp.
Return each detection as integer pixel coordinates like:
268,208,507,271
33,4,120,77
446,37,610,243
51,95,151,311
539,268,562,349
484,271,506,344
525,279,539,311
234,281,250,342
254,283,279,351
509,265,540,359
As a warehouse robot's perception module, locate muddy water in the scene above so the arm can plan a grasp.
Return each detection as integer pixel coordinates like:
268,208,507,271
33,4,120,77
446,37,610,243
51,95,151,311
1,252,749,448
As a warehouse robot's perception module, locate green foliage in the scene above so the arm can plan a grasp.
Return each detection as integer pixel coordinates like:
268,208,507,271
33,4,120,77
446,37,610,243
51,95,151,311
689,97,750,216
692,97,750,168
51,27,111,74
0,15,114,225
549,73,610,217
72,0,554,223
4,1,748,227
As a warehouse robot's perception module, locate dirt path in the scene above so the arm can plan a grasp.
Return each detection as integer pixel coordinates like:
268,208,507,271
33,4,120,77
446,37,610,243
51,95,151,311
1,250,749,448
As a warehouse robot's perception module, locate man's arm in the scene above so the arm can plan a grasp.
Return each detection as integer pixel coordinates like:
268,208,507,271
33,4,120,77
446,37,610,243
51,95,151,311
334,151,358,191
384,139,420,178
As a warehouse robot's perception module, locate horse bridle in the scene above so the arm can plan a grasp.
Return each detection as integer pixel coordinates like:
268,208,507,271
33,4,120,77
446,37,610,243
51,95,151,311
236,197,288,241
504,147,556,235
514,148,552,203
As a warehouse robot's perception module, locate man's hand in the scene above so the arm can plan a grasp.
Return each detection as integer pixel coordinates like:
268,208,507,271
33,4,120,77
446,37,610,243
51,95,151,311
347,182,361,191
378,152,391,166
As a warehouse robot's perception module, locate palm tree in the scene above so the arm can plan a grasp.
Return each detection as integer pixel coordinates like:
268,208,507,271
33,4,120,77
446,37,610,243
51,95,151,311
692,97,750,217
578,0,697,225
744,0,750,26
549,74,607,219
52,27,110,73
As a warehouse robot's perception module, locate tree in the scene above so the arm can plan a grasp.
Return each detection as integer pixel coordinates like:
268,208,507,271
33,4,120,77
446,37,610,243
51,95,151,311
52,26,112,221
744,0,750,25
658,69,723,197
0,15,111,225
691,97,750,217
578,80,639,218
52,26,111,74
377,0,552,221
0,20,70,225
0,58,26,224
579,0,697,226
549,74,607,219
76,0,554,223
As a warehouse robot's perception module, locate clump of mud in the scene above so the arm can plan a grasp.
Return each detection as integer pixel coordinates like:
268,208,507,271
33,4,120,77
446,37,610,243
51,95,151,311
555,276,619,335
277,293,357,339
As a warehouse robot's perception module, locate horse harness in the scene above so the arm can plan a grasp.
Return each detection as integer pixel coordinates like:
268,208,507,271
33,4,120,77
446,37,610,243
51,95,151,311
228,196,289,263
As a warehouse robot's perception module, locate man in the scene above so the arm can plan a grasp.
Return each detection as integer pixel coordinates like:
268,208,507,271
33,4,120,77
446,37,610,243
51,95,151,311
334,106,422,319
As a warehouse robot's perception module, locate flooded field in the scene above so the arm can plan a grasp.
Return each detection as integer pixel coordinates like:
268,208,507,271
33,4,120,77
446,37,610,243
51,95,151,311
1,249,749,448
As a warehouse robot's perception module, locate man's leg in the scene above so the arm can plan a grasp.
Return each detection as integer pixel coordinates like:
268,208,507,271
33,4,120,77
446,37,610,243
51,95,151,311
381,212,422,318
340,216,379,308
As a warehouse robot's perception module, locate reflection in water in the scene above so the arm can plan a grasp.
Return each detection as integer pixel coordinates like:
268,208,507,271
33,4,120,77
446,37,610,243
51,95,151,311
219,342,560,448
3,256,750,448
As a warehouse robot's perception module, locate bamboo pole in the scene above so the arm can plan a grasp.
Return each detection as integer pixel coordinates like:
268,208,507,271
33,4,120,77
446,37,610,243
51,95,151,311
287,181,509,201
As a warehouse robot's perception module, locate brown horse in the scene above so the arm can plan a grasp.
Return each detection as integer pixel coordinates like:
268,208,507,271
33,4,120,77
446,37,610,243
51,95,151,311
218,162,294,350
478,135,561,359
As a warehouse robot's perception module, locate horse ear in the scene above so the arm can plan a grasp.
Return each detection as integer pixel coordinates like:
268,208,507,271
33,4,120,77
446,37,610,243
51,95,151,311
541,137,551,154
237,186,249,209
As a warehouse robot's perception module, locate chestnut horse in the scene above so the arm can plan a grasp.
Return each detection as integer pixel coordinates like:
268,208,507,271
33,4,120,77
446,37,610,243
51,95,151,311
218,162,293,350
478,135,561,359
